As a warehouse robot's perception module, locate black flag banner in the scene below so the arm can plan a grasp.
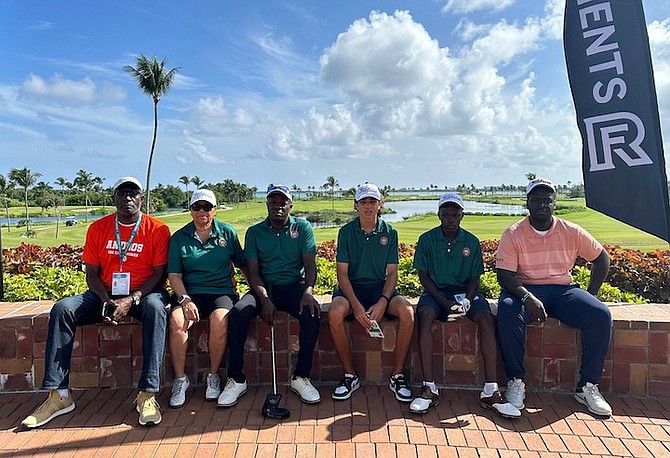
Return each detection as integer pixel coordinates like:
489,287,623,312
564,0,670,242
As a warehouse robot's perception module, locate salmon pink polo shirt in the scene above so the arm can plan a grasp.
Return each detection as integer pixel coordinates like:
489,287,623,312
495,216,603,285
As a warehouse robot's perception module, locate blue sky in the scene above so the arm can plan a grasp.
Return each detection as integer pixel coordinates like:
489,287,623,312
1,0,669,191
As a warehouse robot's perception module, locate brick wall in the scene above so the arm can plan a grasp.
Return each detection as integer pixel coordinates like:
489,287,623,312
1,300,669,397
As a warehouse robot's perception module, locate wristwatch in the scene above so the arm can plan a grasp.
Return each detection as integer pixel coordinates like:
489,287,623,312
131,291,142,306
177,294,191,305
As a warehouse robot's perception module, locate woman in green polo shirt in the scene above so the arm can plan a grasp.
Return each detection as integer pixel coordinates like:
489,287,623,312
166,189,245,408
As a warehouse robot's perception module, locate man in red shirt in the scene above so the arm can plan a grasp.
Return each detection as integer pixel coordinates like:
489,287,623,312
21,177,171,428
496,178,612,417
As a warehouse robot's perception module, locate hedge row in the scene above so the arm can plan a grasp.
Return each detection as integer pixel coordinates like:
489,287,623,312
2,241,660,303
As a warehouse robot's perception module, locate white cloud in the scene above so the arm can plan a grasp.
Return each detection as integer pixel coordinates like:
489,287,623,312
441,0,514,15
263,105,392,160
187,96,256,136
19,74,125,106
649,19,670,114
319,10,541,138
182,133,229,164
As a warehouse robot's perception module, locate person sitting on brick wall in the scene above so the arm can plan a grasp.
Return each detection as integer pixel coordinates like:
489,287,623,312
218,184,321,407
166,189,246,408
328,183,415,402
496,178,613,417
21,176,171,429
409,192,520,418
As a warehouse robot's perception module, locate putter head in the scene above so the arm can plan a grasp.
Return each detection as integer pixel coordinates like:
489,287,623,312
262,393,290,419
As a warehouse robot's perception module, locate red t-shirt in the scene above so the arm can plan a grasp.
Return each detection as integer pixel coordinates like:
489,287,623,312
82,213,171,292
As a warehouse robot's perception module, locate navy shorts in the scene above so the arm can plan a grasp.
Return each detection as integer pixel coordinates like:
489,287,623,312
416,287,489,322
333,282,400,320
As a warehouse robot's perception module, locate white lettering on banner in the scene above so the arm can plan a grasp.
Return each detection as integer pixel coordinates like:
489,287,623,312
574,0,653,170
584,112,653,171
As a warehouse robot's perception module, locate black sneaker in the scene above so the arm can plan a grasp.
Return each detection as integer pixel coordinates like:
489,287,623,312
390,373,412,402
332,374,360,401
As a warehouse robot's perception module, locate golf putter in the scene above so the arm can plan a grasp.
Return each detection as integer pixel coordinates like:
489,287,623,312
261,325,290,419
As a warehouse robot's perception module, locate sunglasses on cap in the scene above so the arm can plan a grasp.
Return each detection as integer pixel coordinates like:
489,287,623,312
115,189,141,198
267,184,290,194
190,203,214,212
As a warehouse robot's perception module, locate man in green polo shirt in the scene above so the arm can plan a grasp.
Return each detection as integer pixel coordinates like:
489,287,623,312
408,192,520,418
219,184,321,407
328,183,415,402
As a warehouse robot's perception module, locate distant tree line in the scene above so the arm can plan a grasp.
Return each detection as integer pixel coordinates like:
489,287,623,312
0,167,258,222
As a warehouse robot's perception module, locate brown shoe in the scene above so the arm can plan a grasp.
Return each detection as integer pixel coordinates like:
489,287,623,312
480,390,521,418
409,385,439,414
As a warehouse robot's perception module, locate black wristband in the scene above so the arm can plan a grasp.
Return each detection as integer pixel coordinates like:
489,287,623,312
381,294,391,304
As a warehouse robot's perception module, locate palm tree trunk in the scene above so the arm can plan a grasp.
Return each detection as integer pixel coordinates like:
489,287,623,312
24,188,29,232
5,201,10,233
145,100,159,214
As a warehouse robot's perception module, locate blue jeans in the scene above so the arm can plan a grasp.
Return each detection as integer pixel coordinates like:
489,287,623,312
497,284,612,388
42,289,169,392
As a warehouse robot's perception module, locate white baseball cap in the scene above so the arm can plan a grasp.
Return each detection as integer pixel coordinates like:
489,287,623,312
112,176,142,191
526,178,556,195
355,183,381,201
190,189,217,206
266,183,292,201
438,192,464,209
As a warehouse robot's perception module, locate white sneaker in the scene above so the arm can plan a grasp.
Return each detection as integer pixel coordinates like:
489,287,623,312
205,373,221,401
575,382,612,417
169,376,190,408
505,378,526,410
217,378,247,407
409,385,439,414
290,376,321,404
480,390,521,418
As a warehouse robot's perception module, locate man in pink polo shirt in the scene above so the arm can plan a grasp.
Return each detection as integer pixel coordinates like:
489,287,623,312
495,178,612,417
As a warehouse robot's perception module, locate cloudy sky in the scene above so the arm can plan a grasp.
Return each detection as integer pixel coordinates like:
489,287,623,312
1,0,669,191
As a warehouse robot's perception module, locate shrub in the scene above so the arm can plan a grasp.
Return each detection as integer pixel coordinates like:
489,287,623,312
4,267,87,301
3,240,665,303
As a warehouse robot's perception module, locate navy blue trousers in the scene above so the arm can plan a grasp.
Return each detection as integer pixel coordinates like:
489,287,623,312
226,283,320,382
497,284,612,388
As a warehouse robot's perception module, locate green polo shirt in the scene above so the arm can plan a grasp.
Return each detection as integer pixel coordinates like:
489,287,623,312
336,217,399,286
413,226,484,289
244,215,316,286
167,219,244,295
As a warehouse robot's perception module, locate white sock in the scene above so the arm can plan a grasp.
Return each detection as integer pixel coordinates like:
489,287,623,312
483,382,498,396
423,381,438,394
175,375,188,382
57,388,70,398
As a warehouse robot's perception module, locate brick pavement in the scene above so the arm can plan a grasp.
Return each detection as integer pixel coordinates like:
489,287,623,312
1,384,669,457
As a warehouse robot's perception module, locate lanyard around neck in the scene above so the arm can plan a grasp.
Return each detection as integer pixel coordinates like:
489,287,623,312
115,213,142,267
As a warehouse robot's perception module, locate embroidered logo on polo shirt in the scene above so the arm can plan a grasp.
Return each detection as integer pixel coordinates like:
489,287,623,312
462,246,471,257
218,238,227,248
290,229,299,239
380,236,388,246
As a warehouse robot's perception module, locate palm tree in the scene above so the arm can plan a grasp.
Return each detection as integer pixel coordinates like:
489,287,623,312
178,175,190,209
124,54,180,214
73,169,102,222
323,176,339,211
9,167,41,233
0,174,14,233
191,176,204,189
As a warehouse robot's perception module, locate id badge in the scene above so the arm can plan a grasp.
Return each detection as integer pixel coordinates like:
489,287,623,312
112,272,131,296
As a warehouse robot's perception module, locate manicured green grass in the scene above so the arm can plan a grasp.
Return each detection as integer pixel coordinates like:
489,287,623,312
1,198,668,251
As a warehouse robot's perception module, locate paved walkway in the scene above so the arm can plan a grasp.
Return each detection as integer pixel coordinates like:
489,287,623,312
1,385,669,457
